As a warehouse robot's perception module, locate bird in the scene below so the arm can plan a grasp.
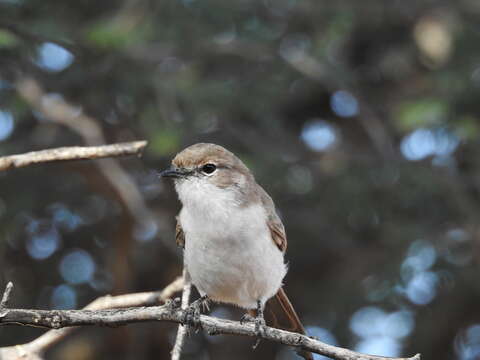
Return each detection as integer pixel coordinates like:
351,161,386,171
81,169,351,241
161,143,312,360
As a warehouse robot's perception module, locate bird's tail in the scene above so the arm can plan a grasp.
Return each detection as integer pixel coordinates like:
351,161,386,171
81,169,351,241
264,287,313,360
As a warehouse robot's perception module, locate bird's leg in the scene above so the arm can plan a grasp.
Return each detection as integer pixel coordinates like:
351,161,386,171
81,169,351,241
241,300,266,349
254,300,266,335
182,295,210,333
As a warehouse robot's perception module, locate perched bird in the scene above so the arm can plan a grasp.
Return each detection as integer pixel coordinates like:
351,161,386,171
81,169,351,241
161,143,312,360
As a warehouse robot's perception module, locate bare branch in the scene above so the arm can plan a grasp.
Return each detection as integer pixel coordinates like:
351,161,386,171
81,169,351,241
0,142,147,172
171,268,192,360
0,278,183,360
0,303,420,360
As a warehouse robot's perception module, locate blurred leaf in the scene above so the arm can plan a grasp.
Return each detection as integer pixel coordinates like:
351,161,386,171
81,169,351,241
0,30,18,47
149,130,181,156
455,115,480,140
84,19,153,49
395,98,448,131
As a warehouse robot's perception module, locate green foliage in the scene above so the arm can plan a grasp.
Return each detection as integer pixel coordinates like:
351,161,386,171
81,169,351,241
0,30,17,48
85,18,153,49
149,130,181,156
395,98,448,131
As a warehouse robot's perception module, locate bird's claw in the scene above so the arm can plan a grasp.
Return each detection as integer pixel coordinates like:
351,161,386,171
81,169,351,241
166,297,181,310
181,295,209,334
252,317,266,350
240,313,255,325
241,311,266,349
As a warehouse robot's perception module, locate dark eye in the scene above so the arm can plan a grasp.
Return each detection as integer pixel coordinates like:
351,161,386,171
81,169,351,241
201,163,217,174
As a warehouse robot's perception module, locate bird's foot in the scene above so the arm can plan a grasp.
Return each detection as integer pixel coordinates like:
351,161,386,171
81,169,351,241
253,300,267,349
181,295,210,334
240,313,255,325
242,301,266,350
166,297,181,310
251,316,266,349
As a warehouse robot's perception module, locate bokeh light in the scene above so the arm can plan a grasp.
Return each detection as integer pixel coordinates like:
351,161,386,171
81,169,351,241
26,226,61,260
0,110,14,141
330,90,359,118
59,249,96,284
51,284,77,309
350,307,414,357
404,271,439,305
400,128,459,161
301,119,337,152
456,324,480,360
398,240,439,305
49,203,83,232
133,219,159,242
35,42,74,72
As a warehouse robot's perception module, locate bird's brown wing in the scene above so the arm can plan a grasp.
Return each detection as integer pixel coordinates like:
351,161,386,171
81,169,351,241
267,214,287,253
175,216,185,248
257,184,287,252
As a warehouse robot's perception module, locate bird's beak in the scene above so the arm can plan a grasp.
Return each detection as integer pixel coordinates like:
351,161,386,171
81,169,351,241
159,167,188,179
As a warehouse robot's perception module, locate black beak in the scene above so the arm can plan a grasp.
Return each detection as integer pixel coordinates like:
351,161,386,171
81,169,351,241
159,167,188,179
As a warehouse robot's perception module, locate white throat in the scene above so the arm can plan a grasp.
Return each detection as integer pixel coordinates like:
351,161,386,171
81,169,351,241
175,178,241,219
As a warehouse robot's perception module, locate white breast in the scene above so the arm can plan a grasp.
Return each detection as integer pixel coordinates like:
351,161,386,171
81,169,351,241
176,179,287,309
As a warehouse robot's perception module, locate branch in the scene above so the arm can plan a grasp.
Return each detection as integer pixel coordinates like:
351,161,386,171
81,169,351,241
171,268,192,360
0,142,147,171
0,284,420,360
0,282,13,308
0,278,183,359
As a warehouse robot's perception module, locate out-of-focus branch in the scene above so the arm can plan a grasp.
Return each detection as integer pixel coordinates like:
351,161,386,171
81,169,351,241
0,142,147,171
279,47,396,160
170,268,191,360
15,76,177,295
0,278,183,360
15,77,151,224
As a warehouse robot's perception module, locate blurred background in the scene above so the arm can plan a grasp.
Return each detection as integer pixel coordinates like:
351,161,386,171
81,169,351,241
0,0,479,359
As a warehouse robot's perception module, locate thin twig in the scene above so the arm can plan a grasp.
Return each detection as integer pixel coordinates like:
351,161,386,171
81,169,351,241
0,303,420,360
171,268,192,360
0,142,147,171
0,282,14,309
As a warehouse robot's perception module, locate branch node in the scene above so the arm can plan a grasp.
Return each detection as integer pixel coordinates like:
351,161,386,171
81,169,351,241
50,314,62,329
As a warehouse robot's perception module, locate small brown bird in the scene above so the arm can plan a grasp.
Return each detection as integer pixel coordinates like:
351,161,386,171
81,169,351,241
161,143,312,360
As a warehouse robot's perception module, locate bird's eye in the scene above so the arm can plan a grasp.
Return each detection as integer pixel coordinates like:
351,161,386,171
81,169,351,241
201,163,217,174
